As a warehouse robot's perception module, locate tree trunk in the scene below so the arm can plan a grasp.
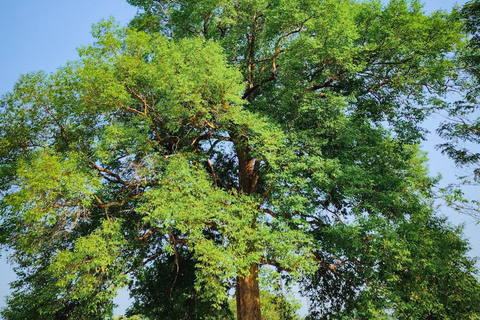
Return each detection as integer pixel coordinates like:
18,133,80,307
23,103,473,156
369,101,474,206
236,263,261,320
237,149,259,194
235,148,262,319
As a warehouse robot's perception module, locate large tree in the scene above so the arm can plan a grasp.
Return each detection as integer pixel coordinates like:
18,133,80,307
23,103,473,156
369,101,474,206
2,1,480,319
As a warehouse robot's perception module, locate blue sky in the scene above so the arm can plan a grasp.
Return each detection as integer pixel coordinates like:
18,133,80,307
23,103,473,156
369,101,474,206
0,0,476,316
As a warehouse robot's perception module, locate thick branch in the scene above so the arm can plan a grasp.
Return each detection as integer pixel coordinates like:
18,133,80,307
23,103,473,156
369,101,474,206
89,161,131,187
313,252,340,276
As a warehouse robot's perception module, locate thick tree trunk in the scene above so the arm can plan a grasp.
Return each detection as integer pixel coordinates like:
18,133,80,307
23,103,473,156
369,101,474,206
236,263,261,320
235,148,262,319
237,149,259,194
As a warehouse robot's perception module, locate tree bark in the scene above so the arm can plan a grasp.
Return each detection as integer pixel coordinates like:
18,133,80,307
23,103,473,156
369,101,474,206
237,149,259,194
236,263,261,320
235,148,262,319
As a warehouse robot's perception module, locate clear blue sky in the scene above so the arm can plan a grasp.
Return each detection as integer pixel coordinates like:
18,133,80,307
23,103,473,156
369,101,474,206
0,0,476,317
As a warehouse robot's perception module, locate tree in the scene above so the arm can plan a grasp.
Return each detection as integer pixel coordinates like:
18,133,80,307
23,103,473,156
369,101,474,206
436,0,480,219
114,315,147,320
127,247,234,319
1,1,480,319
304,209,480,319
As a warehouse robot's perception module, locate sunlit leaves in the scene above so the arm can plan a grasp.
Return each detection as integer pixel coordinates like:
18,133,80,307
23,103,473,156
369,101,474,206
50,219,128,307
1,1,480,319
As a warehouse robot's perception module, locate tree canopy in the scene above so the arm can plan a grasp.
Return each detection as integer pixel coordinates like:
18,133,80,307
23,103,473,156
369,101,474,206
436,0,480,219
1,0,480,319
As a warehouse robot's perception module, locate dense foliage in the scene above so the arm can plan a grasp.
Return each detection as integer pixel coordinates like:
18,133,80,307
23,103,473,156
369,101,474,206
1,0,480,319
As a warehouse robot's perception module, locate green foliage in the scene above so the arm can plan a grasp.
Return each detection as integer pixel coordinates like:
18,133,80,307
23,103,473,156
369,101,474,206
434,0,480,220
127,247,234,320
305,212,480,319
0,20,250,318
1,1,480,319
114,315,147,320
258,290,303,320
228,289,303,320
257,273,303,320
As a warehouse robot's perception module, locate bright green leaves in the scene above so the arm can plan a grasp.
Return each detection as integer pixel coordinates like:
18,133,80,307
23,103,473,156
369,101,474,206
138,155,314,304
0,150,117,319
281,0,361,85
50,219,128,308
10,150,99,217
2,1,480,319
139,155,226,233
138,155,255,302
0,20,250,317
3,150,100,253
94,120,154,164
1,218,130,319
132,0,465,140
76,20,244,143
0,71,52,190
227,107,285,165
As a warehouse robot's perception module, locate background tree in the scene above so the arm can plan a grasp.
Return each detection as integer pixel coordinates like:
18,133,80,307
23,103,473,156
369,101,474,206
436,0,480,219
1,1,480,319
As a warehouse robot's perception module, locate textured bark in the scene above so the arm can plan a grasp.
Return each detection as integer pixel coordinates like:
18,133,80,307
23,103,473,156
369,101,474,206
236,263,261,320
237,149,259,194
236,148,262,320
